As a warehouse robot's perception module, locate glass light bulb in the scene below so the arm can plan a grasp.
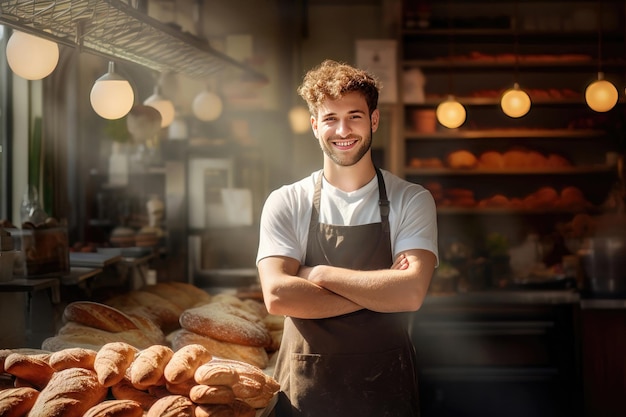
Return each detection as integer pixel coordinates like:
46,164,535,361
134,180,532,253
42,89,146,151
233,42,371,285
436,97,466,129
192,90,223,121
501,85,531,118
585,77,618,112
6,31,59,80
90,62,135,120
144,90,175,128
288,105,311,134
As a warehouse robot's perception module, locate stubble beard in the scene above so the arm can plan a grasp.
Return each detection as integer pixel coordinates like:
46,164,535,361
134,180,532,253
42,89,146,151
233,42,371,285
321,128,373,167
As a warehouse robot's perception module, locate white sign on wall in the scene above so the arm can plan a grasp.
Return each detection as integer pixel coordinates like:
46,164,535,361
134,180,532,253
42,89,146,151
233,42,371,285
355,39,398,104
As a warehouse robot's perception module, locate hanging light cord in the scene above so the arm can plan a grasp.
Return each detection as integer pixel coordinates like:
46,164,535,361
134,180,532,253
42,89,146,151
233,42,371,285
513,1,520,84
596,0,603,74
446,0,455,95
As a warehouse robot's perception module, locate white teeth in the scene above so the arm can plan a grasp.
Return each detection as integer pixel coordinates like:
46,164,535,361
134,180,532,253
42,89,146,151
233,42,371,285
336,140,354,146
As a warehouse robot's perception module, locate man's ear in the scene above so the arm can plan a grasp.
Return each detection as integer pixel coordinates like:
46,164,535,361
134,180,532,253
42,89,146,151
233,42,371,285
371,109,380,133
311,115,319,138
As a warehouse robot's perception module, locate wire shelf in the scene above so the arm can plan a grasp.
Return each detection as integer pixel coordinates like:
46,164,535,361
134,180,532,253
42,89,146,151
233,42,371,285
0,0,267,80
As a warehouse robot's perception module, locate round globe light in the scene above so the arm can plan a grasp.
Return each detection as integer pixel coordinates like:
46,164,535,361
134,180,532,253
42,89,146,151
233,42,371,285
6,31,59,80
90,62,135,120
192,90,223,121
144,87,175,128
585,74,618,112
288,105,311,134
436,97,466,129
501,84,531,118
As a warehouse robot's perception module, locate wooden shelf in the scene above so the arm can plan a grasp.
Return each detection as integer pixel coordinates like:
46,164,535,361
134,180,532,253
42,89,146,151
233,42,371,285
404,129,606,140
405,165,614,176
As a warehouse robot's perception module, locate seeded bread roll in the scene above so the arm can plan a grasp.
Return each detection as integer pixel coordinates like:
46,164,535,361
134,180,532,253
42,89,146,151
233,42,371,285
82,399,144,417
170,330,269,369
129,345,174,390
179,303,271,348
29,368,108,417
146,394,195,417
164,344,212,384
0,387,39,417
3,353,55,390
63,301,140,332
94,342,139,387
48,347,98,371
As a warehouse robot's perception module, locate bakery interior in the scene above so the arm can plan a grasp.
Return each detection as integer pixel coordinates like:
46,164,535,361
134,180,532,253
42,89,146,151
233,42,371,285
0,0,625,416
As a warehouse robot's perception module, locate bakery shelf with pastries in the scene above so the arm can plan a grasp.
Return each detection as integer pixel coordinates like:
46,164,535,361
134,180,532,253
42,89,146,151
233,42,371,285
0,340,280,417
404,128,606,140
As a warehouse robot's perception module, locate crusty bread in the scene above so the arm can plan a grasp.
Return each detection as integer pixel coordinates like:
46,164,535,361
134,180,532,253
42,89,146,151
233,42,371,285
0,387,39,417
0,348,50,373
189,384,235,405
82,399,144,417
164,343,212,384
63,301,139,332
106,291,182,331
129,344,174,390
166,281,212,306
194,361,238,386
146,394,195,417
165,378,198,396
111,378,159,411
56,321,156,350
42,335,104,352
28,367,108,417
3,352,55,390
194,403,236,417
48,347,98,371
94,342,139,387
170,330,269,369
179,303,271,348
141,283,196,310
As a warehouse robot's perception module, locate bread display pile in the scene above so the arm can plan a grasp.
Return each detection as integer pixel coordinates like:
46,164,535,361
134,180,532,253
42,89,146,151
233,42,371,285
40,281,285,371
0,341,279,416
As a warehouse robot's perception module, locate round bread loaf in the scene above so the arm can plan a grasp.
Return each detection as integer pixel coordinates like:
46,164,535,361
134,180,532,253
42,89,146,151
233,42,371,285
141,283,196,310
167,281,212,306
106,291,182,331
179,303,271,348
146,394,195,417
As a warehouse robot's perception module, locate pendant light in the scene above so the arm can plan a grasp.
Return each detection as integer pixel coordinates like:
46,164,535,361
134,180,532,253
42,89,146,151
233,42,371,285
144,85,175,128
6,30,59,80
436,1,466,129
500,1,531,118
90,61,135,120
585,0,618,112
192,89,223,121
289,105,311,134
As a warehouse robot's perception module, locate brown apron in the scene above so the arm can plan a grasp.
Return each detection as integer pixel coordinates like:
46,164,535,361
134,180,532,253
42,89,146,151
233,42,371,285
273,167,420,417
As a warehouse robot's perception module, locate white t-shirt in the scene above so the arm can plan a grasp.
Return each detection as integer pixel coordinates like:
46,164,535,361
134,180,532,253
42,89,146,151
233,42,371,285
256,169,439,266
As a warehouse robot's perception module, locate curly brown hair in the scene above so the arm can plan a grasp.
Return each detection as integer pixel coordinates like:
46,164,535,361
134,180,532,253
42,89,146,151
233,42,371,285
297,59,380,117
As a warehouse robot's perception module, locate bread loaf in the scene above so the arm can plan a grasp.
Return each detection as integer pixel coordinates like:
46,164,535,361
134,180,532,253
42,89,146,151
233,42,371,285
194,404,235,417
3,352,55,390
82,399,144,417
179,303,271,348
171,330,269,369
165,378,198,396
48,347,98,371
56,321,155,350
189,385,235,405
28,367,108,417
142,283,196,310
0,348,50,373
166,281,212,306
194,361,239,386
106,291,182,331
129,345,174,390
63,301,139,332
111,378,159,411
164,343,212,384
94,342,139,387
146,394,195,417
0,387,39,417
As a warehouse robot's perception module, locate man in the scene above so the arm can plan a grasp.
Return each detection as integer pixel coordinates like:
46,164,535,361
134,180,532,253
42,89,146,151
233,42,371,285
256,59,438,416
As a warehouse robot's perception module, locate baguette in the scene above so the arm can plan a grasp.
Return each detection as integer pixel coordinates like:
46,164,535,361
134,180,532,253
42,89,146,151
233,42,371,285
3,352,55,390
111,378,159,411
63,301,139,332
146,394,195,417
189,384,235,405
0,387,39,417
48,347,98,371
94,342,139,387
0,348,49,373
171,330,268,369
82,399,144,417
28,367,108,417
164,344,212,384
129,345,174,390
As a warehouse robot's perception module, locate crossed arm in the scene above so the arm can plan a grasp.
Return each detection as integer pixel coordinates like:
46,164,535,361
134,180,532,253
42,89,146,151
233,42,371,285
257,249,436,319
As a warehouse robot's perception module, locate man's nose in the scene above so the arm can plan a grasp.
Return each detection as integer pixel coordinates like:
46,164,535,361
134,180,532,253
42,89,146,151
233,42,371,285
336,119,352,136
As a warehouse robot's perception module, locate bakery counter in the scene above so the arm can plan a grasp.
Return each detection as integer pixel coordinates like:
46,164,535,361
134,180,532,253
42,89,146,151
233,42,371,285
424,289,581,306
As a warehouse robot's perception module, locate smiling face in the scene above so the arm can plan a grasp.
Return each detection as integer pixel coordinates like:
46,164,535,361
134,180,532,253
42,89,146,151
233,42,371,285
312,91,380,168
